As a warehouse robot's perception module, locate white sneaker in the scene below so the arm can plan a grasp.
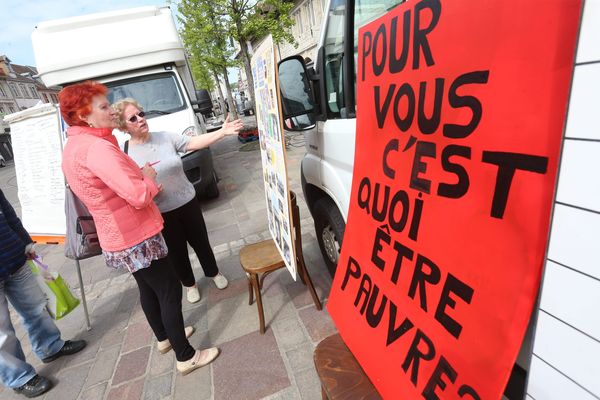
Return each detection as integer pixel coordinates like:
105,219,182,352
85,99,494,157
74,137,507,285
186,286,201,303
211,273,228,289
157,326,195,354
177,347,220,375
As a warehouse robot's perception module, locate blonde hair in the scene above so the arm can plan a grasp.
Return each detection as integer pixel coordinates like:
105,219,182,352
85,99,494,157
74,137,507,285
112,98,144,131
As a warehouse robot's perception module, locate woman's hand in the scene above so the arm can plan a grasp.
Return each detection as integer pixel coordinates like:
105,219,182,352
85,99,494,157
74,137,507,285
141,163,157,181
220,116,244,137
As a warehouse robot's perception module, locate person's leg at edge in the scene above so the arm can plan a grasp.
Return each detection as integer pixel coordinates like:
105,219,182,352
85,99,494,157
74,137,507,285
4,265,63,363
133,258,195,362
0,280,37,390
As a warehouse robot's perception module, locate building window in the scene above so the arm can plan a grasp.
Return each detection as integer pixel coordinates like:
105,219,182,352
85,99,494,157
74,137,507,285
51,94,58,103
8,83,19,97
8,105,15,113
308,0,316,26
29,86,38,98
0,85,6,98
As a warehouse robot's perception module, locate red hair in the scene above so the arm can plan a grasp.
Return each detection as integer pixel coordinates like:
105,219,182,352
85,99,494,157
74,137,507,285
58,81,108,127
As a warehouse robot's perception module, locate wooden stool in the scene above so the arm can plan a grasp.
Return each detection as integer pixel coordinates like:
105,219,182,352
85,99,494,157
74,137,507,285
239,191,322,334
314,333,381,400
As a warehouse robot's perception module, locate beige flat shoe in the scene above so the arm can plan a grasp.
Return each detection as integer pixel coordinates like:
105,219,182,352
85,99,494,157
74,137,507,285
157,326,195,354
177,347,220,375
187,286,201,303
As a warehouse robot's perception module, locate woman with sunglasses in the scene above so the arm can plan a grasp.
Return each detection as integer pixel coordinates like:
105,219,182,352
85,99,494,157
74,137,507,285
60,82,219,376
113,98,243,303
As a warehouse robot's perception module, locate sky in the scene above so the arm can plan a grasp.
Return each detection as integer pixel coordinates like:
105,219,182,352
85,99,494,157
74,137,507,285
1,0,176,67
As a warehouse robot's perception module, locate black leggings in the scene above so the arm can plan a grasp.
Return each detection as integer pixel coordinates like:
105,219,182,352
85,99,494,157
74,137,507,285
161,198,219,287
132,258,195,362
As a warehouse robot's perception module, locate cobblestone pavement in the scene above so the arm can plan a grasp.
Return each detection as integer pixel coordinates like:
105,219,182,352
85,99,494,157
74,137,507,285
0,117,337,400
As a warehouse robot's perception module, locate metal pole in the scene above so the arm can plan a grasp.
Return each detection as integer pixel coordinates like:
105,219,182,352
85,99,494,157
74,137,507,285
74,259,91,330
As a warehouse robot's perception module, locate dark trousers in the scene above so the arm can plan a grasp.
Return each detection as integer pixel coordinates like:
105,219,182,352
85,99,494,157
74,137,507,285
161,198,219,287
132,258,195,362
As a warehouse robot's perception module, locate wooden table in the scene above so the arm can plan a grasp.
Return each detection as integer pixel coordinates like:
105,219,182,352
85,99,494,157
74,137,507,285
314,333,381,400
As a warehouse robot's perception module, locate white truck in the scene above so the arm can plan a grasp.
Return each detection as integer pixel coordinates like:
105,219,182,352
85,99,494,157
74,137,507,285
278,0,405,276
31,6,220,197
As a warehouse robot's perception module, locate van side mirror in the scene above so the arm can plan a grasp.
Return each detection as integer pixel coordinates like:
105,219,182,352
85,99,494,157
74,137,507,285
278,56,316,131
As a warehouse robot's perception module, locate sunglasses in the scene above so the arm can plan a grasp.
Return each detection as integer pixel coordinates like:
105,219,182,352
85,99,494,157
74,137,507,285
127,111,146,123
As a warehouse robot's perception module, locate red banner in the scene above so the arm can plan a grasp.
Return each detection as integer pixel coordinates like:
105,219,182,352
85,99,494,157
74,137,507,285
327,0,582,398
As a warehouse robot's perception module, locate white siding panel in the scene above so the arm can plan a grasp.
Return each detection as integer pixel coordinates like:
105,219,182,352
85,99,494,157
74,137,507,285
539,261,600,341
547,204,600,280
527,356,597,400
532,312,600,395
556,139,600,208
576,0,600,63
564,64,600,140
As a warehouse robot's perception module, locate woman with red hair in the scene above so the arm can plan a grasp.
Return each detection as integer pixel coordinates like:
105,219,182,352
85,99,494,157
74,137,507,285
60,81,218,375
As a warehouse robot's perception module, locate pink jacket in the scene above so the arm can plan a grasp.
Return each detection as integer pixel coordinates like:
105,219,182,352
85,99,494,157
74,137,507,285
62,126,163,252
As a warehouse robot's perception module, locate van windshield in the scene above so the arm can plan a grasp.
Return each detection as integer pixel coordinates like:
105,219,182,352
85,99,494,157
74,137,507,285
106,72,186,117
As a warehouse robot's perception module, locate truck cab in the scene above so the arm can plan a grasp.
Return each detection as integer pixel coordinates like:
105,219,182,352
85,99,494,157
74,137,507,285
32,6,219,198
278,0,404,275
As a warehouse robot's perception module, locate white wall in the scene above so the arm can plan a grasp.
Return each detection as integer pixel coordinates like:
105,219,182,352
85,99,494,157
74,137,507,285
526,1,600,398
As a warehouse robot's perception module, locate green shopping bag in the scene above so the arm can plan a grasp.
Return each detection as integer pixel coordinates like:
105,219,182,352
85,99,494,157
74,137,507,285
28,256,80,320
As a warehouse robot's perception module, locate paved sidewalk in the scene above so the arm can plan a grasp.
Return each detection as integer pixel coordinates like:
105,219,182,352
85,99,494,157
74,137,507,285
0,121,337,400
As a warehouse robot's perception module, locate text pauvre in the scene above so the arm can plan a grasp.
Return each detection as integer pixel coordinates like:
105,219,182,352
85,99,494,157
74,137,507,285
326,0,581,398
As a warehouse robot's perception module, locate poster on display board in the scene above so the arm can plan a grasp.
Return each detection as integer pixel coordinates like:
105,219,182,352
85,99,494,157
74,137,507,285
251,35,297,280
4,103,67,243
326,0,582,398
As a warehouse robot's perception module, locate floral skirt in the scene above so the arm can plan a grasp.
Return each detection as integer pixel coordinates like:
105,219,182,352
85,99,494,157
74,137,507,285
103,233,168,273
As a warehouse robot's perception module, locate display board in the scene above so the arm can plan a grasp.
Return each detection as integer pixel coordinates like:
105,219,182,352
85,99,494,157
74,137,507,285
4,103,66,243
326,0,582,398
251,35,297,280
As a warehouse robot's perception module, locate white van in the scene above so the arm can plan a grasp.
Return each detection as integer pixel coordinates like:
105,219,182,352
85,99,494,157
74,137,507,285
32,6,220,197
279,0,406,275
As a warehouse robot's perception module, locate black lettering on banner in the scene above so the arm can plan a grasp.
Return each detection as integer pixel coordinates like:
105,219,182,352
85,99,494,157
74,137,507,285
481,151,548,218
458,385,481,400
361,31,373,82
389,11,411,74
389,189,410,233
372,225,392,271
358,177,371,214
372,183,391,222
387,301,415,346
366,284,388,328
434,273,474,339
408,254,441,312
410,141,436,193
375,85,397,128
394,83,416,132
413,0,441,69
443,70,490,138
391,240,415,284
341,256,362,291
408,193,424,241
422,356,458,400
418,78,445,134
383,139,399,179
438,145,471,199
373,23,388,76
402,329,436,386
355,273,373,314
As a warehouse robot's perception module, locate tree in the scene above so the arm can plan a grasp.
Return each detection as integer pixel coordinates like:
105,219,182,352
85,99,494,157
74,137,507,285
178,0,239,119
227,0,296,112
178,0,296,116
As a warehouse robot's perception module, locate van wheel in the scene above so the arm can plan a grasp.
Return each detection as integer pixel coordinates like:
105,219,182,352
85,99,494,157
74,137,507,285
203,171,219,198
313,198,345,277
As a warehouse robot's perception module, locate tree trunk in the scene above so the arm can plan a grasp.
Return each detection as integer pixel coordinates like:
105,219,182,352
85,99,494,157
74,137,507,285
221,66,238,120
213,71,227,119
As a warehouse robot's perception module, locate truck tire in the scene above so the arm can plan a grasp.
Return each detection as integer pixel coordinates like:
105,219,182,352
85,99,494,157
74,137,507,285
313,197,345,277
203,171,219,199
